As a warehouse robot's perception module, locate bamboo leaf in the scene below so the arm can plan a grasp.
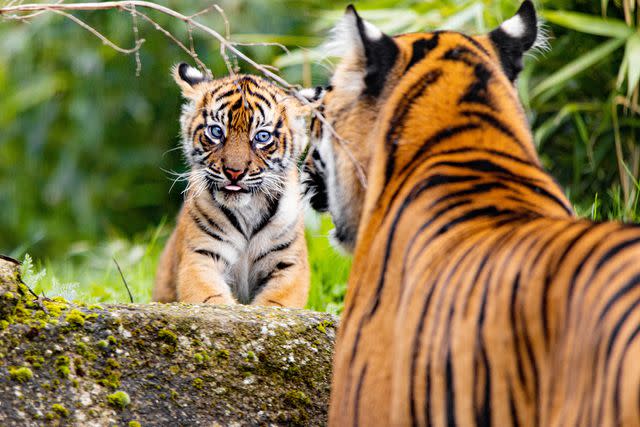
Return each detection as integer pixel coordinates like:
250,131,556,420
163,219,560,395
531,37,626,99
542,10,633,38
625,32,640,96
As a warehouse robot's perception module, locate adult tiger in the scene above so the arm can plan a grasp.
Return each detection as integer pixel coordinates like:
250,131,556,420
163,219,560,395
154,65,310,308
304,2,640,426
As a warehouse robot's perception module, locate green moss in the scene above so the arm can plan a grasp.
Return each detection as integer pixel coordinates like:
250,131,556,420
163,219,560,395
97,340,109,350
64,309,86,327
88,304,103,310
51,403,69,417
169,365,180,375
215,349,230,360
55,355,70,378
284,390,311,408
128,422,141,427
193,378,204,389
107,391,131,408
3,291,15,300
193,351,210,364
25,355,44,369
158,328,177,345
107,335,117,346
95,358,121,389
76,341,97,361
9,366,33,382
316,320,334,334
0,320,8,330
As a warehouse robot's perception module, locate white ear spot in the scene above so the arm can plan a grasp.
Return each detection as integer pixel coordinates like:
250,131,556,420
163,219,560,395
363,21,382,41
184,66,204,81
500,14,525,38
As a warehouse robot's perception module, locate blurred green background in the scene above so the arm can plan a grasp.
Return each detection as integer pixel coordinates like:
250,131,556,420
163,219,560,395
1,0,638,311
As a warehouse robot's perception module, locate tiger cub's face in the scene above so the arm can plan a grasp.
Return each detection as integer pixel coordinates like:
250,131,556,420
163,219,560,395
304,2,539,252
175,65,307,208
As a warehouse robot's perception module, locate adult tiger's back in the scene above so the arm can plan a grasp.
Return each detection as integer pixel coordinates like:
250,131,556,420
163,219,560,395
304,2,640,426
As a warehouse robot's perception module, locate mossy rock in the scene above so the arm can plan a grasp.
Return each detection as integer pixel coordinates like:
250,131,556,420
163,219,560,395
0,258,337,426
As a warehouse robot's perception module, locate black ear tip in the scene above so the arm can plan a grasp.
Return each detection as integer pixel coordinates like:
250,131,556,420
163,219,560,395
517,0,536,21
177,63,190,80
345,4,359,17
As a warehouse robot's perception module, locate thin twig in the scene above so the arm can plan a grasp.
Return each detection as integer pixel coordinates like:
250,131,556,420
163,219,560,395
123,6,209,73
113,257,134,303
0,1,367,186
49,9,144,54
129,4,142,76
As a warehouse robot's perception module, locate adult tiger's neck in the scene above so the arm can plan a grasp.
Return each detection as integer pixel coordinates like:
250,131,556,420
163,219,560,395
359,36,573,237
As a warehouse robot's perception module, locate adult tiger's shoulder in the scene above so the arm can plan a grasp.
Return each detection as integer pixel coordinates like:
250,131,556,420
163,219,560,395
305,2,640,426
154,65,310,308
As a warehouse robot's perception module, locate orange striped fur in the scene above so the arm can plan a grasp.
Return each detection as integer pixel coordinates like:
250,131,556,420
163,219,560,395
154,66,310,308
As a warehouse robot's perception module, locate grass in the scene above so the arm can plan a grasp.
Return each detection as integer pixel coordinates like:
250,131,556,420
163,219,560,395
21,214,351,314
18,189,636,314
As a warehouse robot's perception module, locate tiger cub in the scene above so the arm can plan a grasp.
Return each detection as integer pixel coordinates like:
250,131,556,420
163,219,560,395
153,64,310,308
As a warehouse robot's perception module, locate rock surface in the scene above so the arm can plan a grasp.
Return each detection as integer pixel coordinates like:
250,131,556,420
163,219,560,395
0,257,337,426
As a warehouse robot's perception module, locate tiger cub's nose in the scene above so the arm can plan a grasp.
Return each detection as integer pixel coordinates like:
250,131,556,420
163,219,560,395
223,167,246,181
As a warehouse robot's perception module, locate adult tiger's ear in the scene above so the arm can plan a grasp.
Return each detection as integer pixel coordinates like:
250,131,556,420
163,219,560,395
173,63,211,99
329,5,398,97
489,0,538,81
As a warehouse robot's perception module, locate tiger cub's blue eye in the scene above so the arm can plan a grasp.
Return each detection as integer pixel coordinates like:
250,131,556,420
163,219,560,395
254,130,272,146
205,125,224,143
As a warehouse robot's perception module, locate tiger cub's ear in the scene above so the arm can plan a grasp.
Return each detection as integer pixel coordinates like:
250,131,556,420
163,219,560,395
329,5,398,97
297,86,329,109
489,0,538,81
173,63,211,99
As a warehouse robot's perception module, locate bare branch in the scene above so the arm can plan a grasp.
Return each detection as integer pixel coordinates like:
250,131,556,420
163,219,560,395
0,0,367,187
50,9,144,54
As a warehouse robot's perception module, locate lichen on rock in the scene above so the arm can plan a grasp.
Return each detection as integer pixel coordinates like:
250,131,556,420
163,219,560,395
0,257,337,426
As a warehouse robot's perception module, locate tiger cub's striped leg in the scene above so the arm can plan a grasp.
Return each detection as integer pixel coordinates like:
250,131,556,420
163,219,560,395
177,252,237,305
251,236,310,308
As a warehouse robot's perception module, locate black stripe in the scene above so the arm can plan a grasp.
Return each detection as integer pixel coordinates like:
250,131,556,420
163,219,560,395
613,322,640,426
594,235,640,271
405,34,440,71
435,206,518,236
431,159,514,175
541,224,593,343
475,338,492,427
385,69,442,183
441,45,476,66
459,63,495,111
214,88,238,102
251,261,295,300
434,147,533,167
354,364,368,427
457,33,491,57
189,211,226,242
219,205,247,239
460,111,526,152
253,239,295,263
252,196,280,236
191,123,205,140
194,203,225,232
445,353,457,426
398,123,481,177
194,248,229,265
428,182,509,208
387,173,479,214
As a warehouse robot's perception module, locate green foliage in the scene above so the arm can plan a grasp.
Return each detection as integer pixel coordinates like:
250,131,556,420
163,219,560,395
1,0,639,314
